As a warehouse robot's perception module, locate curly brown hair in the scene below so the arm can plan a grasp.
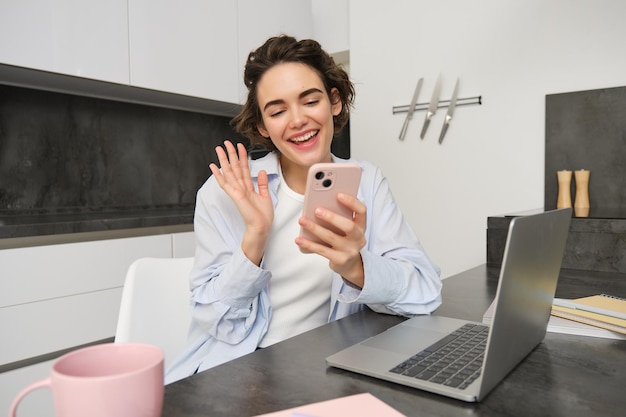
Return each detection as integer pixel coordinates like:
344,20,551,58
231,35,354,151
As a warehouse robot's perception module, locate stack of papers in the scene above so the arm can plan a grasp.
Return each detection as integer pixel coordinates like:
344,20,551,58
551,294,626,335
482,296,626,340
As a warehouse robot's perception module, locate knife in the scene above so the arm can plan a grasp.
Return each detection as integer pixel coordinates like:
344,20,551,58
438,78,460,144
398,77,423,141
420,73,442,139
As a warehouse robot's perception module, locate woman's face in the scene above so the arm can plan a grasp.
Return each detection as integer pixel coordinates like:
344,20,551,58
256,62,341,176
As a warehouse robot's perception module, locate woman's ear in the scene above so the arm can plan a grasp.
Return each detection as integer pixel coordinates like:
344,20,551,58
257,123,270,138
330,88,342,116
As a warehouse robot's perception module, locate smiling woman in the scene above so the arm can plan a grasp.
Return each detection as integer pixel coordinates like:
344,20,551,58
231,36,354,151
255,62,341,192
165,35,442,384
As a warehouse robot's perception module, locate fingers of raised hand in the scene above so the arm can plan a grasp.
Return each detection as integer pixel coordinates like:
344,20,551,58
210,141,254,198
223,140,244,176
214,141,237,175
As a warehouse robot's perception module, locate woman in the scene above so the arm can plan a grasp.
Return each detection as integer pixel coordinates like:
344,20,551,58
166,35,442,383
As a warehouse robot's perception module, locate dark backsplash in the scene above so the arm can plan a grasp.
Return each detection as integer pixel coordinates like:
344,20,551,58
544,85,626,218
0,84,246,214
0,84,350,216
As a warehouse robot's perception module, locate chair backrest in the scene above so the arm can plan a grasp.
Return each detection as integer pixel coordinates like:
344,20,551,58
115,257,194,370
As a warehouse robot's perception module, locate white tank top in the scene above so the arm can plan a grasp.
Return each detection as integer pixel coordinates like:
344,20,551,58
259,171,333,347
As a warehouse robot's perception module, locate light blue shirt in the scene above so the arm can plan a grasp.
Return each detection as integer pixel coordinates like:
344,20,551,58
165,152,442,383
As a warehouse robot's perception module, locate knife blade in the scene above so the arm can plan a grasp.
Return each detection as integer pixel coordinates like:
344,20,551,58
398,77,423,141
438,78,460,144
420,73,442,139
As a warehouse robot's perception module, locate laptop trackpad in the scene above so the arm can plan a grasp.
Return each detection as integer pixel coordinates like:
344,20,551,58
361,321,450,356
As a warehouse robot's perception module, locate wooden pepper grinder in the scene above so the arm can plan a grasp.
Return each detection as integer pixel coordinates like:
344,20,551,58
556,170,572,209
574,169,590,217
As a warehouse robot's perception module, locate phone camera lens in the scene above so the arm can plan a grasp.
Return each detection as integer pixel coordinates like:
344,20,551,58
315,171,324,180
323,179,332,188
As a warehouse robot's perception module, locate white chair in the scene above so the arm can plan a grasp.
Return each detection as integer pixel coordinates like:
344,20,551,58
115,257,194,370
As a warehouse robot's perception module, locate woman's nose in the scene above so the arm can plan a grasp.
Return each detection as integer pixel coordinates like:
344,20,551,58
288,107,307,128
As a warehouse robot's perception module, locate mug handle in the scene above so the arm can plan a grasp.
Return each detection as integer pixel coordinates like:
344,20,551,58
9,377,52,417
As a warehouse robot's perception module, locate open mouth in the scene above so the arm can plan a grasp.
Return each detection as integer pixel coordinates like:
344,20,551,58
289,130,319,144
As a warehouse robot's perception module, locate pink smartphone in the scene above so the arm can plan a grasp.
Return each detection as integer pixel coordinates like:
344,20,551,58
299,163,361,249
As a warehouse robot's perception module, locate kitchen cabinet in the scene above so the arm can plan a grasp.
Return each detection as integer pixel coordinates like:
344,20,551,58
0,0,129,84
128,0,240,103
172,231,196,258
0,234,170,365
1,360,55,417
0,231,195,365
312,0,349,55
1,0,314,104
237,0,313,102
129,0,313,104
0,230,195,415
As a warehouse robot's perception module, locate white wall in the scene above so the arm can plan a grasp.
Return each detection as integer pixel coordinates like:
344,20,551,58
348,0,626,278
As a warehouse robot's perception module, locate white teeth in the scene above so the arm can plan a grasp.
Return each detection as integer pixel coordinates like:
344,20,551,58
291,131,317,142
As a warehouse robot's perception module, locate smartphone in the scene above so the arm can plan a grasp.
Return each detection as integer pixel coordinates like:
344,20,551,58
299,163,361,249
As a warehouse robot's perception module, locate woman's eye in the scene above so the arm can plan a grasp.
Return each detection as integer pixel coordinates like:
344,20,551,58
270,110,285,117
305,100,319,106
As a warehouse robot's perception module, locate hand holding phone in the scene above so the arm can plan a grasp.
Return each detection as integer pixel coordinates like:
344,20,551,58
299,163,361,250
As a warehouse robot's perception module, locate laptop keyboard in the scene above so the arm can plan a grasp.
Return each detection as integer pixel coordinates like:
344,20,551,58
389,323,488,390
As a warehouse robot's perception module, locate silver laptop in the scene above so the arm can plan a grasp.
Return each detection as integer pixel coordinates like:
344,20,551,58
327,208,572,402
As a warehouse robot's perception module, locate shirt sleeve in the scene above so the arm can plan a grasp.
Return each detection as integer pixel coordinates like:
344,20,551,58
188,178,272,344
337,162,442,316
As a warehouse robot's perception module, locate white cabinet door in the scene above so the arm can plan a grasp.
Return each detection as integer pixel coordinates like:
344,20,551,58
312,0,349,54
129,0,314,104
0,360,55,417
172,231,196,258
128,0,239,103
237,0,313,103
0,288,123,365
0,0,129,84
0,235,171,308
0,234,172,365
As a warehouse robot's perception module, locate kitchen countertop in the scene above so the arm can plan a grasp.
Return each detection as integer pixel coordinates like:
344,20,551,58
487,209,626,274
0,207,194,249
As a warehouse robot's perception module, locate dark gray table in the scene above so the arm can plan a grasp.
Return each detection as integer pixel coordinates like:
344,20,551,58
162,265,626,417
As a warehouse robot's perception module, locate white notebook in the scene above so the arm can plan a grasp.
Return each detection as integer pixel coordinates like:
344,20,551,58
482,300,626,340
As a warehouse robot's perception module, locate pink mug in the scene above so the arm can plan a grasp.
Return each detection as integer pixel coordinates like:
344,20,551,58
10,343,164,417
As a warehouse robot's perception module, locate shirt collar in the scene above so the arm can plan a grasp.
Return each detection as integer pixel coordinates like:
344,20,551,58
249,152,281,179
249,151,353,180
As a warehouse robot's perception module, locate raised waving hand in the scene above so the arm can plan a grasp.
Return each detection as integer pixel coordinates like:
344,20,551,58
209,141,273,265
